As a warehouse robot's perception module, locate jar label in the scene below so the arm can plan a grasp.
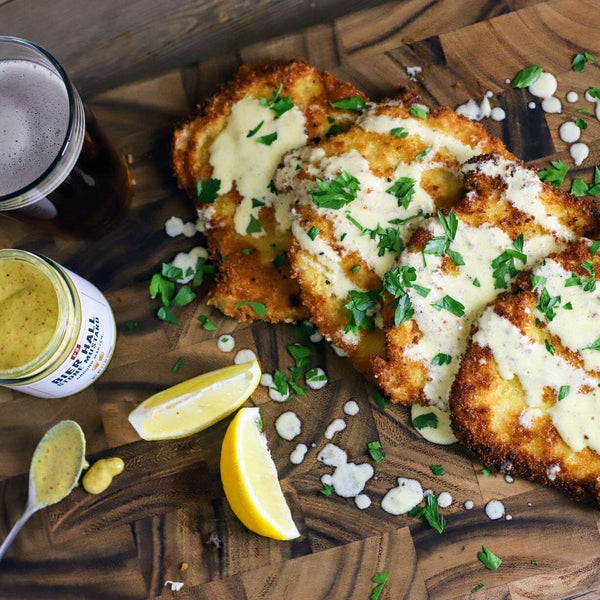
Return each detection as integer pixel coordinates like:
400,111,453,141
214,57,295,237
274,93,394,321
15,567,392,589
5,268,116,398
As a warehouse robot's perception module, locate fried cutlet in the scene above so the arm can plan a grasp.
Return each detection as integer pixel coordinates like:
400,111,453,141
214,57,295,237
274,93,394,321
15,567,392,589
275,100,512,375
172,60,365,322
372,154,599,407
450,241,600,505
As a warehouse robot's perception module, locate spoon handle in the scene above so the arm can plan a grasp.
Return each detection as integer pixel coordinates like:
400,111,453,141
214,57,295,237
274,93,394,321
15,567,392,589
0,506,36,563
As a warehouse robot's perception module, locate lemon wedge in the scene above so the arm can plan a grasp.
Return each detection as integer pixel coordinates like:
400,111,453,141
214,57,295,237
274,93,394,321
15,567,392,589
128,360,261,440
221,407,300,540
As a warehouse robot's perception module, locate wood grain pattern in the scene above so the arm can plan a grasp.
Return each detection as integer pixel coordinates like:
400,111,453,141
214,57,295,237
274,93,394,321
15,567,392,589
2,1,600,598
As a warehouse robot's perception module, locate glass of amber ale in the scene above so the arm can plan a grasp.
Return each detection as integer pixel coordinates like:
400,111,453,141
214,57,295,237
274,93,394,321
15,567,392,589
0,36,132,238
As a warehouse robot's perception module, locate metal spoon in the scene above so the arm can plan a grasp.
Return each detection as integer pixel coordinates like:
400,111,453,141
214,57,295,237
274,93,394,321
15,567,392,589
0,420,86,563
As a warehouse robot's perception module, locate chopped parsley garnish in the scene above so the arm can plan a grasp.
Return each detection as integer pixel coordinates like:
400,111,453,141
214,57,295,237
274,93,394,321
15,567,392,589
321,482,334,496
565,273,582,287
408,494,445,533
272,253,286,267
367,440,386,463
590,240,600,255
477,546,502,571
431,295,465,317
412,412,438,429
389,213,426,227
370,225,404,257
198,315,217,331
271,369,305,398
511,64,543,88
531,559,539,566
578,107,591,114
235,300,267,318
563,301,573,310
473,278,481,288
170,285,196,307
246,120,264,137
391,127,408,138
260,83,294,116
582,335,600,351
481,467,491,476
537,287,561,322
306,368,327,384
531,274,547,290
172,357,184,372
545,339,555,355
413,284,430,297
157,306,180,325
196,177,221,203
572,52,597,72
424,210,464,266
268,180,278,194
431,353,452,366
310,171,360,209
589,87,600,100
575,118,588,130
471,583,484,593
294,321,315,341
558,385,571,401
382,265,418,325
386,177,415,209
126,320,138,330
256,132,278,146
581,260,597,291
492,234,527,289
161,262,184,281
374,389,387,410
326,122,343,137
538,160,569,187
351,265,361,274
330,96,366,112
287,343,311,371
344,289,378,333
415,145,433,160
430,464,445,476
571,177,589,196
370,572,390,600
246,214,262,234
150,273,175,306
409,105,428,119
252,198,266,207
241,248,252,256
307,226,321,241
192,257,216,288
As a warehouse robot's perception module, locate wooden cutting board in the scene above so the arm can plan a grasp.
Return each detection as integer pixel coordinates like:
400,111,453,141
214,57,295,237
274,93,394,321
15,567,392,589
2,1,600,598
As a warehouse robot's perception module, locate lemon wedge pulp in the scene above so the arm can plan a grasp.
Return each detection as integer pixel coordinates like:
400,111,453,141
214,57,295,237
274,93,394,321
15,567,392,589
220,407,300,540
128,360,261,440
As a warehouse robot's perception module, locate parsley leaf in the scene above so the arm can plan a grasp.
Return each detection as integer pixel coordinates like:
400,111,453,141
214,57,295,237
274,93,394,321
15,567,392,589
272,253,286,268
235,300,267,318
260,83,294,116
491,235,527,289
410,105,428,119
307,226,321,240
256,132,278,146
477,546,502,571
246,214,262,234
161,263,184,281
415,145,433,160
531,274,547,291
287,343,311,370
471,583,484,593
157,306,180,325
374,389,387,410
571,178,589,196
431,294,465,317
537,287,561,322
430,464,445,476
572,52,597,72
431,353,452,366
511,64,543,88
192,257,216,288
412,412,438,429
321,482,334,496
150,273,175,306
198,315,217,331
582,335,600,351
367,440,386,463
344,289,378,333
196,178,221,203
394,293,414,326
575,118,588,130
558,385,571,401
306,368,327,383
391,127,408,138
330,96,366,112
545,339,556,355
370,572,390,600
172,357,184,372
170,285,196,307
408,494,445,533
246,120,264,137
310,171,360,209
126,320,138,330
386,177,416,208
590,240,600,255
589,86,600,100
538,161,569,187
473,278,481,288
424,210,464,265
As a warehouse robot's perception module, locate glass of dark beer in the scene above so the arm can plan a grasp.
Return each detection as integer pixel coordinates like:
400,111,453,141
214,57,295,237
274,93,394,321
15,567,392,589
0,36,132,238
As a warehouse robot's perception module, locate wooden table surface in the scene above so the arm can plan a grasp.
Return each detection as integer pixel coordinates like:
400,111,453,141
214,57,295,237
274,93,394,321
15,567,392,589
2,1,600,598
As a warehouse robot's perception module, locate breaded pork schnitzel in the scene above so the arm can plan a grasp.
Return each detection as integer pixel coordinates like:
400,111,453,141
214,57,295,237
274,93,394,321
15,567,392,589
451,241,600,505
172,60,365,322
275,100,512,375
372,154,599,407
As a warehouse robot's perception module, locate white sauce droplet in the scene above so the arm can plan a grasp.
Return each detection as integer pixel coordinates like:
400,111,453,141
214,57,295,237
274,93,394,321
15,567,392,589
541,96,562,114
182,221,197,238
324,418,346,440
490,107,506,121
437,492,453,508
381,478,424,515
165,216,184,237
234,349,257,364
321,474,333,486
505,78,511,84
505,474,514,483
269,387,290,402
505,514,513,521
528,101,536,109
570,142,589,166
464,500,474,510
485,90,494,98
529,72,557,98
290,443,308,465
171,247,209,284
566,91,579,103
275,411,302,441
406,65,422,82
455,96,491,121
559,121,581,143
411,405,458,445
260,373,273,387
331,462,374,498
317,443,347,468
485,499,506,520
331,344,347,357
343,400,360,416
217,335,235,353
306,367,328,390
355,494,372,509
546,463,561,481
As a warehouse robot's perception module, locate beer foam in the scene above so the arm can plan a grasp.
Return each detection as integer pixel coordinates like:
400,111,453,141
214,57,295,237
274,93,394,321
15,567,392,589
0,60,70,197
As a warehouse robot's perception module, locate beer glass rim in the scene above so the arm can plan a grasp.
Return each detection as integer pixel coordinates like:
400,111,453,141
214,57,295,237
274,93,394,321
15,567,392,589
0,36,76,204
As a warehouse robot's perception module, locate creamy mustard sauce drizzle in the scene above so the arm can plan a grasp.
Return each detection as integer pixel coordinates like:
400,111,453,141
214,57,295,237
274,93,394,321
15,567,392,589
473,307,600,454
31,421,86,506
208,97,307,236
0,259,59,370
463,157,574,241
82,457,125,495
411,404,458,445
533,258,600,372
